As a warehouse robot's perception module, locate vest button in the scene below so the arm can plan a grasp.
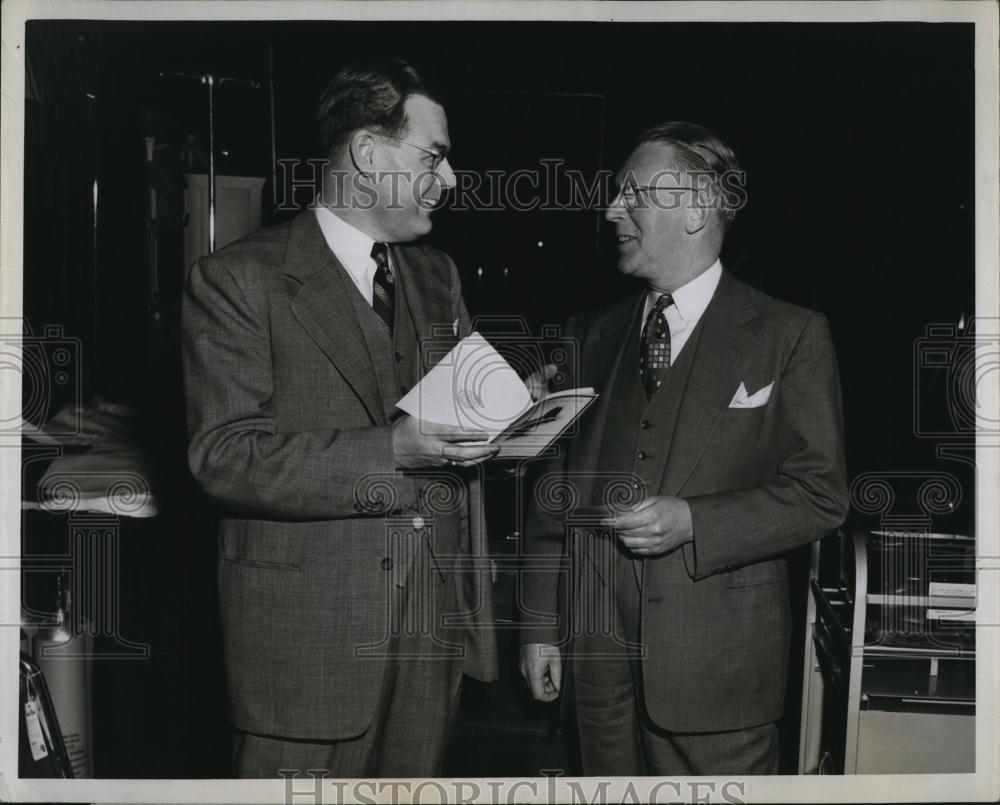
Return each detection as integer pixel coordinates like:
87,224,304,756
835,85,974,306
380,556,393,571
640,419,652,429
394,352,404,362
637,450,648,460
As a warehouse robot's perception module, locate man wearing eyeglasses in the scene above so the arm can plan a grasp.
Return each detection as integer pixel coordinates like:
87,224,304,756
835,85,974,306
183,59,500,778
520,122,848,775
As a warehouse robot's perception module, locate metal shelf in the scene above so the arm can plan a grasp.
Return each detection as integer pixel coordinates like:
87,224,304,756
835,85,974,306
799,522,976,774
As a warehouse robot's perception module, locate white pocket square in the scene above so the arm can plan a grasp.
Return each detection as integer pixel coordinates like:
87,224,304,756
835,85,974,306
452,318,461,336
729,381,774,409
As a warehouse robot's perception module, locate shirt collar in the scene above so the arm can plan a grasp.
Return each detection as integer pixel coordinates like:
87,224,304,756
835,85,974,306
313,205,377,265
646,258,723,330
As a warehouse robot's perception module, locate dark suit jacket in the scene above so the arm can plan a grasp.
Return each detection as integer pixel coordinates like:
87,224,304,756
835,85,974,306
521,269,848,732
183,211,497,740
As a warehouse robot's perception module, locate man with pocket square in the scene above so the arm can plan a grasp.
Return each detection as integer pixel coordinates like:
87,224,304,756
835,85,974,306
519,122,848,775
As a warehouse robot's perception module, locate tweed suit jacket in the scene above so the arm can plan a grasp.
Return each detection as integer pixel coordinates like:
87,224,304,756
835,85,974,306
183,211,497,740
521,269,848,732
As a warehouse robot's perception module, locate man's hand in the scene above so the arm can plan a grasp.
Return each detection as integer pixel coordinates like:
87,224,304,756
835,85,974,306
391,415,499,469
602,496,693,557
519,642,562,702
525,363,559,402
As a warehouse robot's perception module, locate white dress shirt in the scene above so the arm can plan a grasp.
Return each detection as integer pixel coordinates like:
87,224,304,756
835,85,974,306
642,259,722,361
314,205,389,306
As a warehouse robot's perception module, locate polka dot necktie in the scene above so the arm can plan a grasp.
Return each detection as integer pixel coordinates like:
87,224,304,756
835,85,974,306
639,293,673,399
370,242,395,336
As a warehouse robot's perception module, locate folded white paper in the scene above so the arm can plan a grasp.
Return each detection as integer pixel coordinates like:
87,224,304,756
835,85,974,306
396,333,599,457
396,333,533,432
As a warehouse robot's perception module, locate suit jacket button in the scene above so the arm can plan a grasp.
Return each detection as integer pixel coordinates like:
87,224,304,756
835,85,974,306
394,352,404,362
637,450,648,460
380,557,393,570
399,384,408,395
640,419,652,429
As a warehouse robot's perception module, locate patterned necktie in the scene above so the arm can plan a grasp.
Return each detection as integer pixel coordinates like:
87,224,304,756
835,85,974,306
370,242,395,336
639,293,673,399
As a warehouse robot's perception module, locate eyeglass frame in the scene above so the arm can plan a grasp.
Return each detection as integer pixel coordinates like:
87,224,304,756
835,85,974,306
377,133,449,172
613,182,703,211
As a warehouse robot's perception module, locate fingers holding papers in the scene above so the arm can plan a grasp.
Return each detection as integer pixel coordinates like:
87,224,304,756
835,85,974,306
392,415,498,469
525,363,560,402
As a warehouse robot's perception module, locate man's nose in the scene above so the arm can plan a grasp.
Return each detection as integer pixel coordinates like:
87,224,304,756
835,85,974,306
605,191,626,222
436,157,456,190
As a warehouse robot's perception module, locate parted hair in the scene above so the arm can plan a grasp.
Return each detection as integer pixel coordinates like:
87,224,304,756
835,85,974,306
636,121,744,230
317,58,444,158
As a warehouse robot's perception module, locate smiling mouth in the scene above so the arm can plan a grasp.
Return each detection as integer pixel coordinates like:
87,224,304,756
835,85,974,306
617,235,637,245
419,196,442,209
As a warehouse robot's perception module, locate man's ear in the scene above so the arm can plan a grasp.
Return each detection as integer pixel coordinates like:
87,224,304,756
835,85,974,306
349,130,377,177
684,188,713,234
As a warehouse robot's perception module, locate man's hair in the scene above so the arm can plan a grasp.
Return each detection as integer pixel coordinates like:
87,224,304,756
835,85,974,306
635,121,744,230
316,58,444,159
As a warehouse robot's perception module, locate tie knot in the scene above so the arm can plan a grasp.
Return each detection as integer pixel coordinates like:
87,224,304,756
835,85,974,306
652,293,673,312
371,242,393,284
371,241,389,266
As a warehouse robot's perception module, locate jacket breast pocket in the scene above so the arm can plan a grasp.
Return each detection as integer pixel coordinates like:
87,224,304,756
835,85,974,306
713,406,773,457
721,399,774,423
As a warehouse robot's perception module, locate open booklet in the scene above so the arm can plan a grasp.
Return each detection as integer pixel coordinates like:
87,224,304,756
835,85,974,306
396,333,598,459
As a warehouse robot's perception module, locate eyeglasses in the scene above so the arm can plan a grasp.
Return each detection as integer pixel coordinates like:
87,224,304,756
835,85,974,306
378,134,449,172
615,183,695,211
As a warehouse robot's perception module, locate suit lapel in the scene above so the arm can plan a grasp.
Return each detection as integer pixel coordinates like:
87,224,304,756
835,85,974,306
284,212,384,423
592,295,642,383
658,271,758,495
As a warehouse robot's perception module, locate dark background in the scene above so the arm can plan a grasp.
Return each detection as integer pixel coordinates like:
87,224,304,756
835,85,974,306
19,19,976,777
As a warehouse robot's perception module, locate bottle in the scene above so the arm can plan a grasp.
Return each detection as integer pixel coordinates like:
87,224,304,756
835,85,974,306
19,649,74,777
34,573,93,778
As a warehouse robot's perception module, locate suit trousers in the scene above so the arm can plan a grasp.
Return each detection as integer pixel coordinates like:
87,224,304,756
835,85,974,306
572,547,780,776
234,535,465,778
